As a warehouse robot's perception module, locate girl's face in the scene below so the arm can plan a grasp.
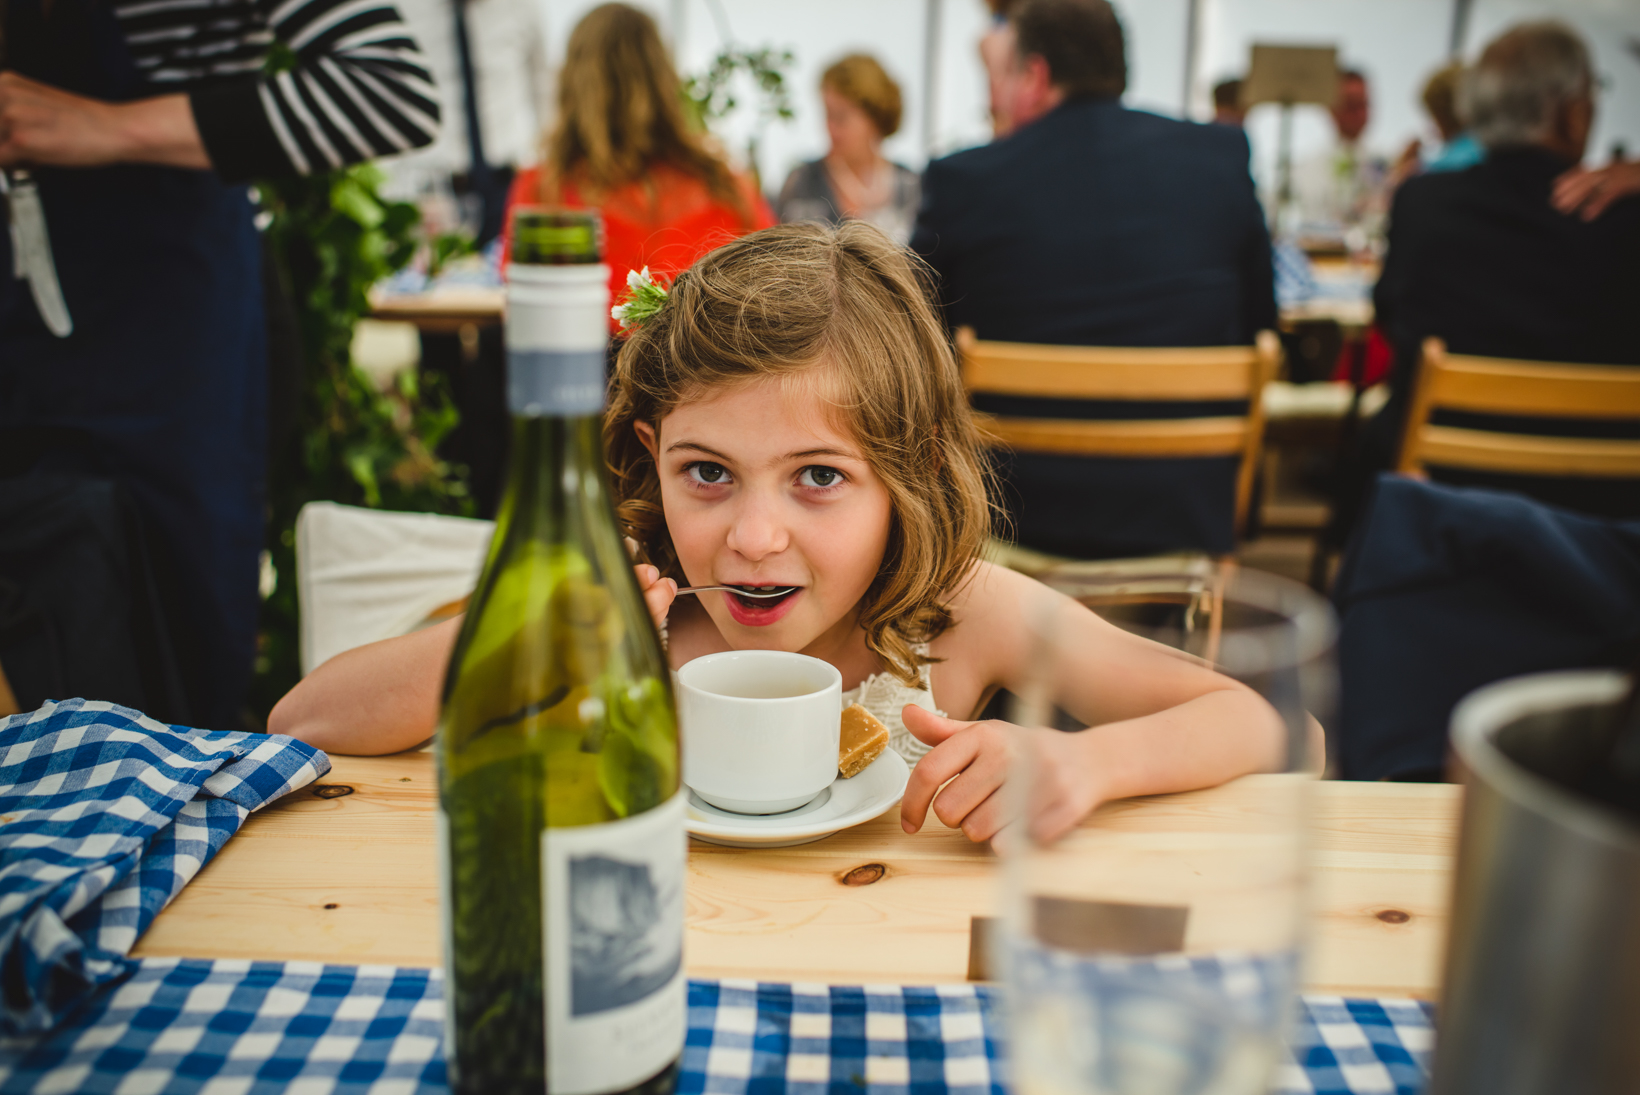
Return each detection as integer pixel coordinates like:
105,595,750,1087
636,374,893,658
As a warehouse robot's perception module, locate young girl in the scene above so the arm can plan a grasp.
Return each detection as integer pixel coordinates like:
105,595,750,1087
269,222,1285,844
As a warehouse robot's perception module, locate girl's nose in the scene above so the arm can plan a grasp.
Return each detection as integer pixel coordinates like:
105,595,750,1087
725,496,790,561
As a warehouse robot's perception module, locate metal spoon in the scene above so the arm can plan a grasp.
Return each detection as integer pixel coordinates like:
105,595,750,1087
675,584,798,599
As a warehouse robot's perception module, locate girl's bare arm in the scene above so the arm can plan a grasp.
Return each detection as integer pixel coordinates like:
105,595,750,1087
905,563,1288,842
267,565,678,756
267,618,460,756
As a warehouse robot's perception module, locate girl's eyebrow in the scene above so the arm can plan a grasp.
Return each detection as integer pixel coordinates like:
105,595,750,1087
666,441,733,460
666,442,861,462
786,447,859,461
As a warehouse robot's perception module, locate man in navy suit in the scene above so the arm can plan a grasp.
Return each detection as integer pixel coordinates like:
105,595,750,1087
912,0,1275,559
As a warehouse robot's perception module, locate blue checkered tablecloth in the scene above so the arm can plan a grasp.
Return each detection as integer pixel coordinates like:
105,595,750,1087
0,958,1435,1095
0,701,329,1035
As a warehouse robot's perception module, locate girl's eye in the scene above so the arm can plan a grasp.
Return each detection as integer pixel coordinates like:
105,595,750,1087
799,466,844,489
685,461,730,485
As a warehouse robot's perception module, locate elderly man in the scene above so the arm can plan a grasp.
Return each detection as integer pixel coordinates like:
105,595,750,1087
911,0,1274,560
1370,20,1640,517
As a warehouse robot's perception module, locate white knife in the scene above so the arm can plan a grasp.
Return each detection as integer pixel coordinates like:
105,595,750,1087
2,169,74,338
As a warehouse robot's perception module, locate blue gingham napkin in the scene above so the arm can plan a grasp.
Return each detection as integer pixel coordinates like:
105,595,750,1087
0,699,329,1034
0,959,1434,1095
1273,240,1320,308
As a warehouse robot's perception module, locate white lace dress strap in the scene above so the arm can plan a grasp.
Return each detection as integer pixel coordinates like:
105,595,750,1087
840,642,942,764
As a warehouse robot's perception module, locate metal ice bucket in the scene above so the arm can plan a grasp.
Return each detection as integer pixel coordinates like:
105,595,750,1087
1432,669,1640,1095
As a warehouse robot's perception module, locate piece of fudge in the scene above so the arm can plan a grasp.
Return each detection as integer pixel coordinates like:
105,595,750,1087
838,702,889,778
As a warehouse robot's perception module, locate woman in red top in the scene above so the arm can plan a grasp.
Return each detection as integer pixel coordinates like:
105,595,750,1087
502,3,773,321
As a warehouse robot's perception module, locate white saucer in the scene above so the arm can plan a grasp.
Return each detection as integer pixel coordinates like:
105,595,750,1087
686,749,911,848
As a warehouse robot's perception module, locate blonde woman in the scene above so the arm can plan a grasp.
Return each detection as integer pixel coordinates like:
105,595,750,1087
500,3,773,322
776,55,921,244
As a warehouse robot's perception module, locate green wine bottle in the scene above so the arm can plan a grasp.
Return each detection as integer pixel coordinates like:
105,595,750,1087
437,209,683,1095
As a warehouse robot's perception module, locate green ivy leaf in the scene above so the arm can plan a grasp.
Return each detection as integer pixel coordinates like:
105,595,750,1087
331,176,385,230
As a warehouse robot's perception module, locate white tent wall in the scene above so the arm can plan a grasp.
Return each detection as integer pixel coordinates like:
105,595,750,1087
386,0,1637,203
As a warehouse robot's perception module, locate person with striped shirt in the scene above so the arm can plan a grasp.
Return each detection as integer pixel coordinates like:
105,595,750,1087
0,0,438,730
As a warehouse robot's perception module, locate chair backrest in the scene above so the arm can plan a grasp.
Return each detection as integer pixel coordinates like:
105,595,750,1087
1396,338,1640,479
956,328,1282,538
295,502,494,676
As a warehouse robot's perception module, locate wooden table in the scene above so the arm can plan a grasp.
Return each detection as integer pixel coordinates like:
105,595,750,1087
134,755,1461,1000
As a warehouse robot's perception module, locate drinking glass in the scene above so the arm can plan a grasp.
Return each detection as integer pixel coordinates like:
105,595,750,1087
999,563,1335,1095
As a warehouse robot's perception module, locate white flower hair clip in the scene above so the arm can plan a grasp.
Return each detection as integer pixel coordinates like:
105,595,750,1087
611,266,670,331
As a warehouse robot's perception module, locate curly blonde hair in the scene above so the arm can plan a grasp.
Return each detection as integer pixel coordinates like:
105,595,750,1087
605,223,994,686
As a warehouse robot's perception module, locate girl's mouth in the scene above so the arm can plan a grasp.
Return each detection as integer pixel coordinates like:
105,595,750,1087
723,585,802,626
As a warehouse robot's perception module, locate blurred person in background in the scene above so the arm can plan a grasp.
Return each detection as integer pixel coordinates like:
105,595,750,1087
0,0,439,728
775,54,921,245
1386,64,1482,193
501,2,772,320
1213,78,1245,127
1419,63,1484,174
1368,20,1639,518
912,0,1274,560
979,0,1025,137
1291,68,1390,245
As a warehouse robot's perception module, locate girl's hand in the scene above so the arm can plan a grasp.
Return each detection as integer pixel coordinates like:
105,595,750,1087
898,705,1105,845
634,564,677,629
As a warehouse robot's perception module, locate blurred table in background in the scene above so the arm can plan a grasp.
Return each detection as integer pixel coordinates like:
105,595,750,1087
369,286,504,334
369,286,510,516
136,754,1461,1001
1279,256,1379,335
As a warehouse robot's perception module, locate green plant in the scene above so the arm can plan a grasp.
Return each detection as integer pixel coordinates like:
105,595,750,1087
429,230,478,278
682,46,796,129
251,163,473,721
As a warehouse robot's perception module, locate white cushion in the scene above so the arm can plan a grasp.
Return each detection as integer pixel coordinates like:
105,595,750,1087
295,501,493,676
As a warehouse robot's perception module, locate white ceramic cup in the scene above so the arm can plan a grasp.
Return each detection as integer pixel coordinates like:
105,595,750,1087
677,650,843,814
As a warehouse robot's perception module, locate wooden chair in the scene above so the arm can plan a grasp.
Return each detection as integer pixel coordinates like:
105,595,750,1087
958,329,1280,647
956,327,1283,540
1396,338,1640,480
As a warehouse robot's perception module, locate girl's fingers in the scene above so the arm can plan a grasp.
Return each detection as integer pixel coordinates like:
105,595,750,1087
899,729,983,833
1025,733,1104,845
930,730,1011,830
1029,792,1094,846
957,791,1009,844
901,704,969,746
636,566,676,629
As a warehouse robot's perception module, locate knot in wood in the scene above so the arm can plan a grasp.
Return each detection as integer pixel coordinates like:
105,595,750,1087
840,863,887,887
1376,908,1411,924
324,903,339,910
311,784,355,799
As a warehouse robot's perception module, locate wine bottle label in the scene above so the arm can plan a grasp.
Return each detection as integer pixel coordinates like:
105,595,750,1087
509,349,606,416
542,792,687,1095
